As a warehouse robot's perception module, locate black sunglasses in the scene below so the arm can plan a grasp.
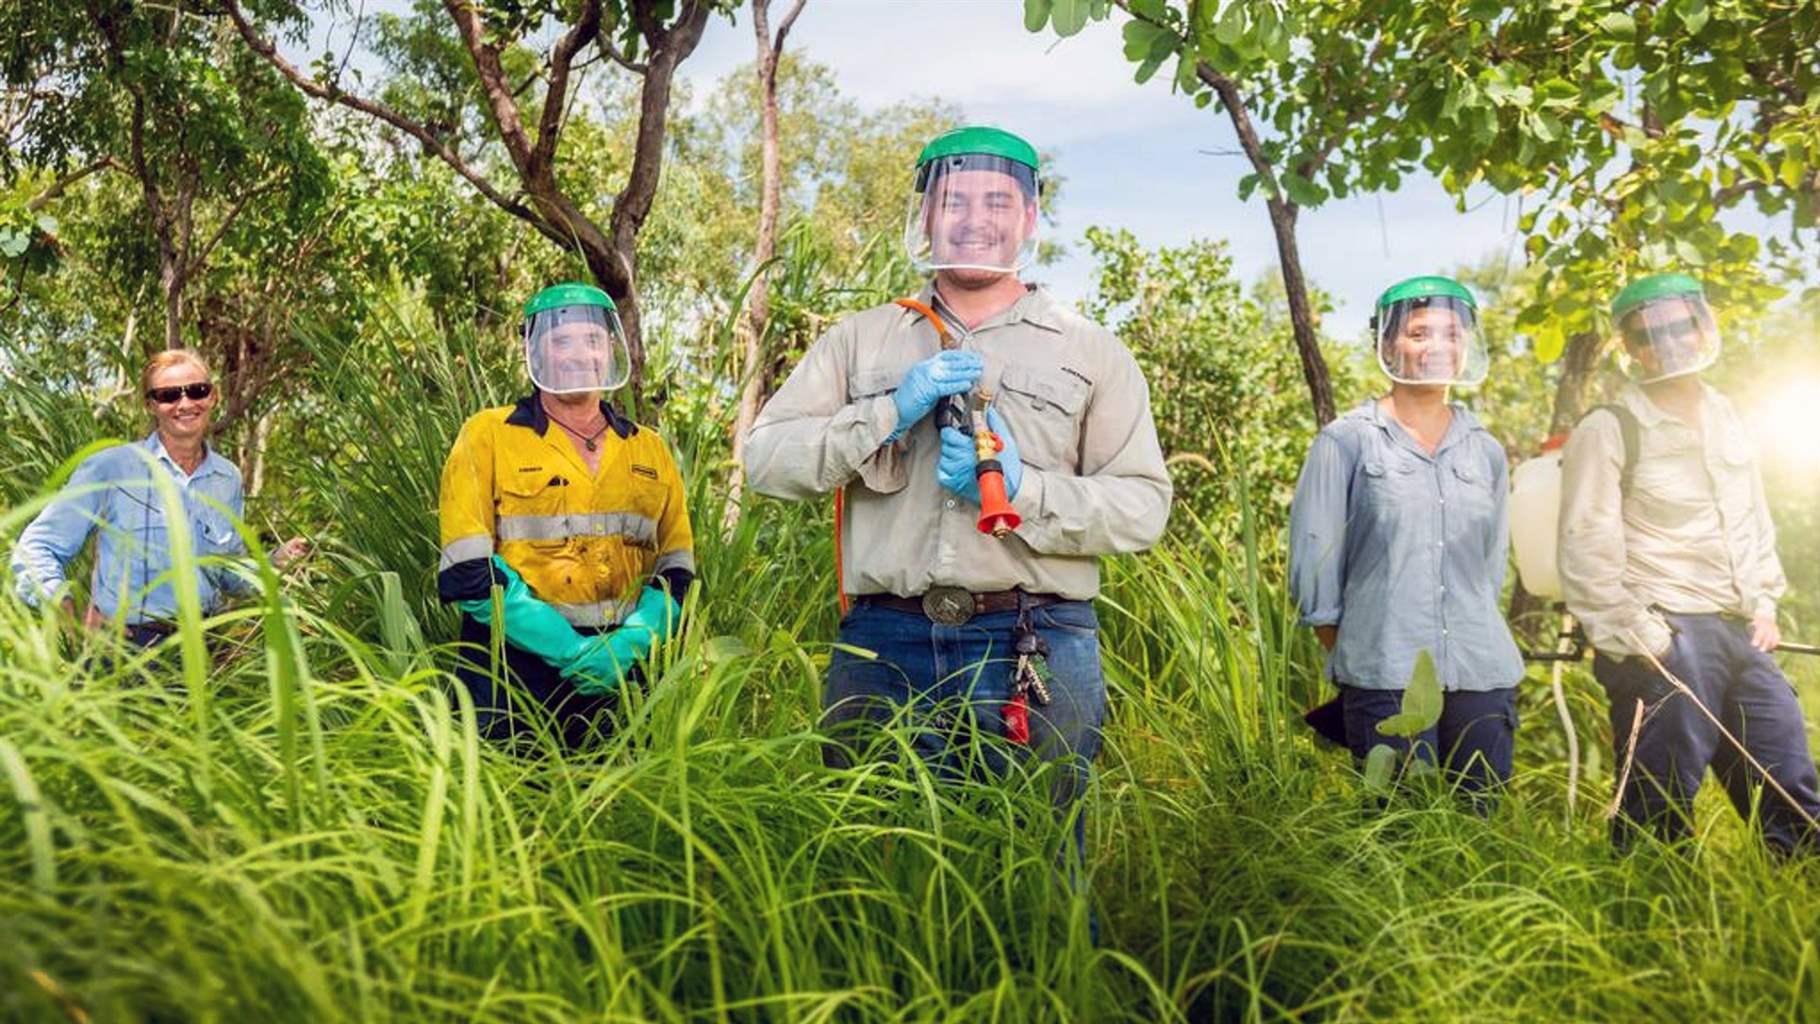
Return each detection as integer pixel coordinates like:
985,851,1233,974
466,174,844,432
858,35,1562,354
145,382,214,404
1621,315,1705,349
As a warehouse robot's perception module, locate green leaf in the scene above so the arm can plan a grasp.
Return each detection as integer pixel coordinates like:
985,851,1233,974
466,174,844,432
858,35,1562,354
702,635,752,664
1052,0,1091,36
1600,11,1637,39
1237,172,1261,201
1023,0,1052,33
1123,20,1173,61
1362,743,1397,791
1214,2,1246,46
1281,171,1328,207
1135,55,1168,84
1534,323,1567,363
1375,649,1443,738
1675,0,1709,34
33,214,59,236
0,230,26,259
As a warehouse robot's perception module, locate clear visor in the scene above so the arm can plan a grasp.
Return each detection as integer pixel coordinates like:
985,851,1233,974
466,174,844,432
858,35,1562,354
524,304,630,395
1617,295,1719,384
903,155,1040,274
1375,297,1487,387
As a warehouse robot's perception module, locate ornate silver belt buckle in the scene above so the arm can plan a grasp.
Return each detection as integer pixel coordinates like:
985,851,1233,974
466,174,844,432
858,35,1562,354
921,586,976,626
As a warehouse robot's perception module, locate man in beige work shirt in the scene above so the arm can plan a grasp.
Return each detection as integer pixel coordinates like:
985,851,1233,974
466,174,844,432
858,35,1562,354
742,126,1171,862
1560,273,1819,854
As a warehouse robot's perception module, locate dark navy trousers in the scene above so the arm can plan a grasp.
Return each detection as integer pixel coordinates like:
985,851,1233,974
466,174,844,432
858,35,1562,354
1338,684,1519,805
1593,612,1820,854
453,615,624,752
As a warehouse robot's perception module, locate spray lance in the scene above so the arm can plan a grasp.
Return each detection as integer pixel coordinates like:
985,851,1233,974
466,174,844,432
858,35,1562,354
893,298,1021,536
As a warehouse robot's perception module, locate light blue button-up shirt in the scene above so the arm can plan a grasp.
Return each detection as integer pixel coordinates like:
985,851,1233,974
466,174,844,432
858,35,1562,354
11,433,256,625
1289,399,1525,691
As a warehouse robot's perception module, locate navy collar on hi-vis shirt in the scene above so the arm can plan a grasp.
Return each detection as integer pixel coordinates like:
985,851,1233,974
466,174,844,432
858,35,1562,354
507,390,638,439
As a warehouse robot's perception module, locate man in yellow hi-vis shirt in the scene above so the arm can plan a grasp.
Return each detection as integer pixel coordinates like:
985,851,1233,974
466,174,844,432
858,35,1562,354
439,282,695,749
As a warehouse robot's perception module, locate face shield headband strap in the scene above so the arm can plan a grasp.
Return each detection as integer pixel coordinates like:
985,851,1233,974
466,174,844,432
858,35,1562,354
915,155,1039,200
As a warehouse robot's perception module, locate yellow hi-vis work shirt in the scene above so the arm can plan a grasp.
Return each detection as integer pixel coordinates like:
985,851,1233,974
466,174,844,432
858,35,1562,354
437,393,696,627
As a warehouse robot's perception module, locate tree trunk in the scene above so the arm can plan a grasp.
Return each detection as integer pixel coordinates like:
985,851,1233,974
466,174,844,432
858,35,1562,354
1195,63,1337,427
726,0,801,524
1548,330,1605,435
1263,196,1336,425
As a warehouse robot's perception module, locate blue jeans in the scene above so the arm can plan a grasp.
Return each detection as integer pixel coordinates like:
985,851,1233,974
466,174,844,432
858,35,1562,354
1339,684,1518,809
1593,612,1820,854
823,599,1108,853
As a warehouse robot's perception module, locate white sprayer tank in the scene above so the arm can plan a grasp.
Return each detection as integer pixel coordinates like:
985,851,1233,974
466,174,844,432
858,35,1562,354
1508,447,1564,601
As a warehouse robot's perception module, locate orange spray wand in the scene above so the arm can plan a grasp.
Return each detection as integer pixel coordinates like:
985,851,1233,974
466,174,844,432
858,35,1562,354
893,298,1021,537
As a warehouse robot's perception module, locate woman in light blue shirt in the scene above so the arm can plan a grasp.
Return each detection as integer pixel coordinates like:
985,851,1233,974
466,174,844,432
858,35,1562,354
11,350,307,648
1289,276,1525,800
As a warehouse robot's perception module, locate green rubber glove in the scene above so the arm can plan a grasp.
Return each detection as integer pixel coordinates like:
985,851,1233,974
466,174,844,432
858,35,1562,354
559,586,682,695
457,556,588,668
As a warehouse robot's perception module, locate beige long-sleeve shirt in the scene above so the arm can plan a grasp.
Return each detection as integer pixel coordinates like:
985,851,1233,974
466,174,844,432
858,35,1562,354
742,285,1172,599
1559,381,1785,659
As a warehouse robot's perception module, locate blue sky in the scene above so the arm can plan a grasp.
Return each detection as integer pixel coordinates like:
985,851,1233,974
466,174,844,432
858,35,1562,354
674,1,1521,328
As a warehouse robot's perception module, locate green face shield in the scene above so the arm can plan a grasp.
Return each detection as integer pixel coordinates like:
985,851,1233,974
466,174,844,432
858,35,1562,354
904,127,1041,275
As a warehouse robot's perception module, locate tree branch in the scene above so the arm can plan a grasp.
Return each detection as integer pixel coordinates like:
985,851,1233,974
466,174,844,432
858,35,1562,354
600,39,648,75
442,0,537,176
25,157,121,211
772,0,807,57
533,0,602,174
611,0,712,251
1195,62,1281,202
221,0,558,241
187,173,284,275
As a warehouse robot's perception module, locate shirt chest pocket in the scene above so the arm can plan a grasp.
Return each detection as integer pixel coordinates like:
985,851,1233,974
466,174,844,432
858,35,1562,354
998,365,1089,472
497,472,571,548
190,502,240,554
1714,431,1760,525
1360,455,1420,511
1446,459,1496,520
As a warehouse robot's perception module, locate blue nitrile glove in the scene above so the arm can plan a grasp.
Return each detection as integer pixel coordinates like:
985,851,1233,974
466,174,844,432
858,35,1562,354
886,350,984,443
458,556,588,667
938,406,1022,505
559,586,682,695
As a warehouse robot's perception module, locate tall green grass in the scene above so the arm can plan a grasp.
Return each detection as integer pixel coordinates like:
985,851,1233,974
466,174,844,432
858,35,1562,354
4,310,1820,1022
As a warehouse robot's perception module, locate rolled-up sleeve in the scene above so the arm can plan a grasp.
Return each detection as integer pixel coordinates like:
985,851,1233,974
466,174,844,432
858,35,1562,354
1559,411,1670,658
1289,431,1350,627
438,416,498,604
1748,460,1787,619
742,320,900,500
1011,346,1172,556
1487,446,1511,595
11,453,109,608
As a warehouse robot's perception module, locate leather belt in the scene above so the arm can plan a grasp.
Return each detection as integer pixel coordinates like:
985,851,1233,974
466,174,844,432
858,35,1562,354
854,587,1063,626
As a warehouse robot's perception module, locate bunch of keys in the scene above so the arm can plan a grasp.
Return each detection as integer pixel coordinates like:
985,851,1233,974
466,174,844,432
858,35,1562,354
1002,618,1054,746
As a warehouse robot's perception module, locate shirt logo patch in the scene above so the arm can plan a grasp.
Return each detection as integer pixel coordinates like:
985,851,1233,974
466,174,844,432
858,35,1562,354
631,464,659,481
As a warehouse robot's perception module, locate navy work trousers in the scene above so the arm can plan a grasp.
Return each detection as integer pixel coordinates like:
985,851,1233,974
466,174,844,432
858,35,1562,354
1593,612,1820,854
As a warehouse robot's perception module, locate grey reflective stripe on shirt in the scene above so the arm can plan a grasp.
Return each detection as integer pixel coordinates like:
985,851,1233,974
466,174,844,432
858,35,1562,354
438,534,494,570
653,549,696,575
496,512,658,546
552,597,638,627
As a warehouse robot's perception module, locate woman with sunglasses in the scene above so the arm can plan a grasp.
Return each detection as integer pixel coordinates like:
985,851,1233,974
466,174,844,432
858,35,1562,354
11,350,307,648
1289,276,1525,809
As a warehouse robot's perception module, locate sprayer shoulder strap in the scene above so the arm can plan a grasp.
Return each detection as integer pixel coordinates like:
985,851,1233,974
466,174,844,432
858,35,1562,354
1579,403,1640,497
